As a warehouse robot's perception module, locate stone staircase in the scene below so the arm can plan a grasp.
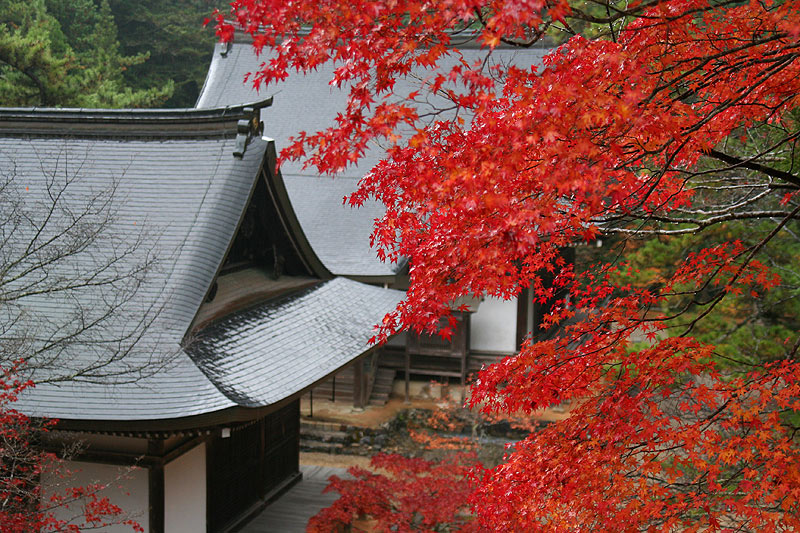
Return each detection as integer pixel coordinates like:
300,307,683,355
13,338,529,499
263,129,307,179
369,367,396,406
310,364,397,407
312,367,357,404
299,419,389,454
299,419,349,454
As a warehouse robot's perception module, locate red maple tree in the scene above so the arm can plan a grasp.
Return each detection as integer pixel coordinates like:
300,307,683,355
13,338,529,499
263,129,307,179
0,363,142,532
216,1,800,530
307,452,480,533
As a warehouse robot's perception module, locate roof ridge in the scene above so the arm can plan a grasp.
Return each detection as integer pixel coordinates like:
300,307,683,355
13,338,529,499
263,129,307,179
225,27,556,50
0,99,273,145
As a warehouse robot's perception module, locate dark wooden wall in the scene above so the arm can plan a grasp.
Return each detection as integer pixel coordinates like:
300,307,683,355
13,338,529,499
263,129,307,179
206,401,300,532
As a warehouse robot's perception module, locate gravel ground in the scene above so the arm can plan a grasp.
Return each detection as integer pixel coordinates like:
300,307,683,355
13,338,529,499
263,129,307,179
300,452,373,469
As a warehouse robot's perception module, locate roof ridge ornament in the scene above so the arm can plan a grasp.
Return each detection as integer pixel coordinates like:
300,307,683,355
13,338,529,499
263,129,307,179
233,106,264,158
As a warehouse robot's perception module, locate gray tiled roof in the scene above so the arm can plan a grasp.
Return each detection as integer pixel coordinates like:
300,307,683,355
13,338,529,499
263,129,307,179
189,277,404,407
197,43,396,278
2,124,263,421
283,175,397,277
196,41,548,278
1,106,402,425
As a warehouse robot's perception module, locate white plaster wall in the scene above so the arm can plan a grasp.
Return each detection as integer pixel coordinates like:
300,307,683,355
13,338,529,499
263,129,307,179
164,442,206,533
42,460,148,532
469,296,518,353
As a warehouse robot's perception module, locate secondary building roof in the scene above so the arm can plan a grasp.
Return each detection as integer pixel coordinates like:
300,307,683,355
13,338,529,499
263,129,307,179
196,38,548,281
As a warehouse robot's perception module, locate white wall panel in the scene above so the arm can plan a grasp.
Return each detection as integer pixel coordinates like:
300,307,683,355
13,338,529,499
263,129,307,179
469,296,517,353
164,442,206,533
42,460,149,532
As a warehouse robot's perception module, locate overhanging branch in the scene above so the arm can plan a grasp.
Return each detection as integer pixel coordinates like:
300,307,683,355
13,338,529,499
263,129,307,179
707,149,800,188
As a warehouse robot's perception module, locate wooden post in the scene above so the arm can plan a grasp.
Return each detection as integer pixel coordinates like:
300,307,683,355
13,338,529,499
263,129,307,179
404,344,410,404
463,313,471,403
516,287,529,352
452,313,466,403
259,415,266,499
148,439,165,533
353,359,364,410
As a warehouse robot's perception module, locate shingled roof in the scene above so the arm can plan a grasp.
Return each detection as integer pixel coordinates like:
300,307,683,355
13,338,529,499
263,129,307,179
189,277,401,408
195,38,548,281
0,104,403,430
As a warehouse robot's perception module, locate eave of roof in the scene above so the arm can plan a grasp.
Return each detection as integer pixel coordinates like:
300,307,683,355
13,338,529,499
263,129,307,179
187,277,405,408
41,278,404,432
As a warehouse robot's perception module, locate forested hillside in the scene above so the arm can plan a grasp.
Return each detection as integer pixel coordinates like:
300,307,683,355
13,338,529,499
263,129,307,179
0,0,219,108
108,0,218,107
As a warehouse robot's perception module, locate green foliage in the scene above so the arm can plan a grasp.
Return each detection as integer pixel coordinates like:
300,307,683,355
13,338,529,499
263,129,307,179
108,0,219,108
608,116,800,366
0,0,173,107
616,219,800,367
544,0,634,43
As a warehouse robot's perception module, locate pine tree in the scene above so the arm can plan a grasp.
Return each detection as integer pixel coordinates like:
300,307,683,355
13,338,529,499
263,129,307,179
0,0,173,108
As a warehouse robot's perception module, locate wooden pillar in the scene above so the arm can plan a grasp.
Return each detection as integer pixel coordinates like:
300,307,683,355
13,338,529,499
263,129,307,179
259,416,267,499
516,287,530,351
361,359,369,407
461,312,472,406
458,313,468,403
148,439,165,533
353,359,364,410
404,344,410,404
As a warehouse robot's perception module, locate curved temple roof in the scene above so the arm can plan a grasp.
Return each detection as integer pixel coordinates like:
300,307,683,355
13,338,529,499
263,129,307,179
1,104,403,428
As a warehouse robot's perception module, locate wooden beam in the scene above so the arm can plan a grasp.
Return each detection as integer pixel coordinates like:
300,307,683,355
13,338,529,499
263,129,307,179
162,435,207,465
41,445,158,467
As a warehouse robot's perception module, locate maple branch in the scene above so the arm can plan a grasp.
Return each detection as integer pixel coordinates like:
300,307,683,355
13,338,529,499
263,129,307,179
706,149,800,189
472,8,551,47
600,210,799,235
679,202,800,336
568,0,665,24
645,34,794,104
678,54,799,141
597,171,791,233
606,0,617,43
